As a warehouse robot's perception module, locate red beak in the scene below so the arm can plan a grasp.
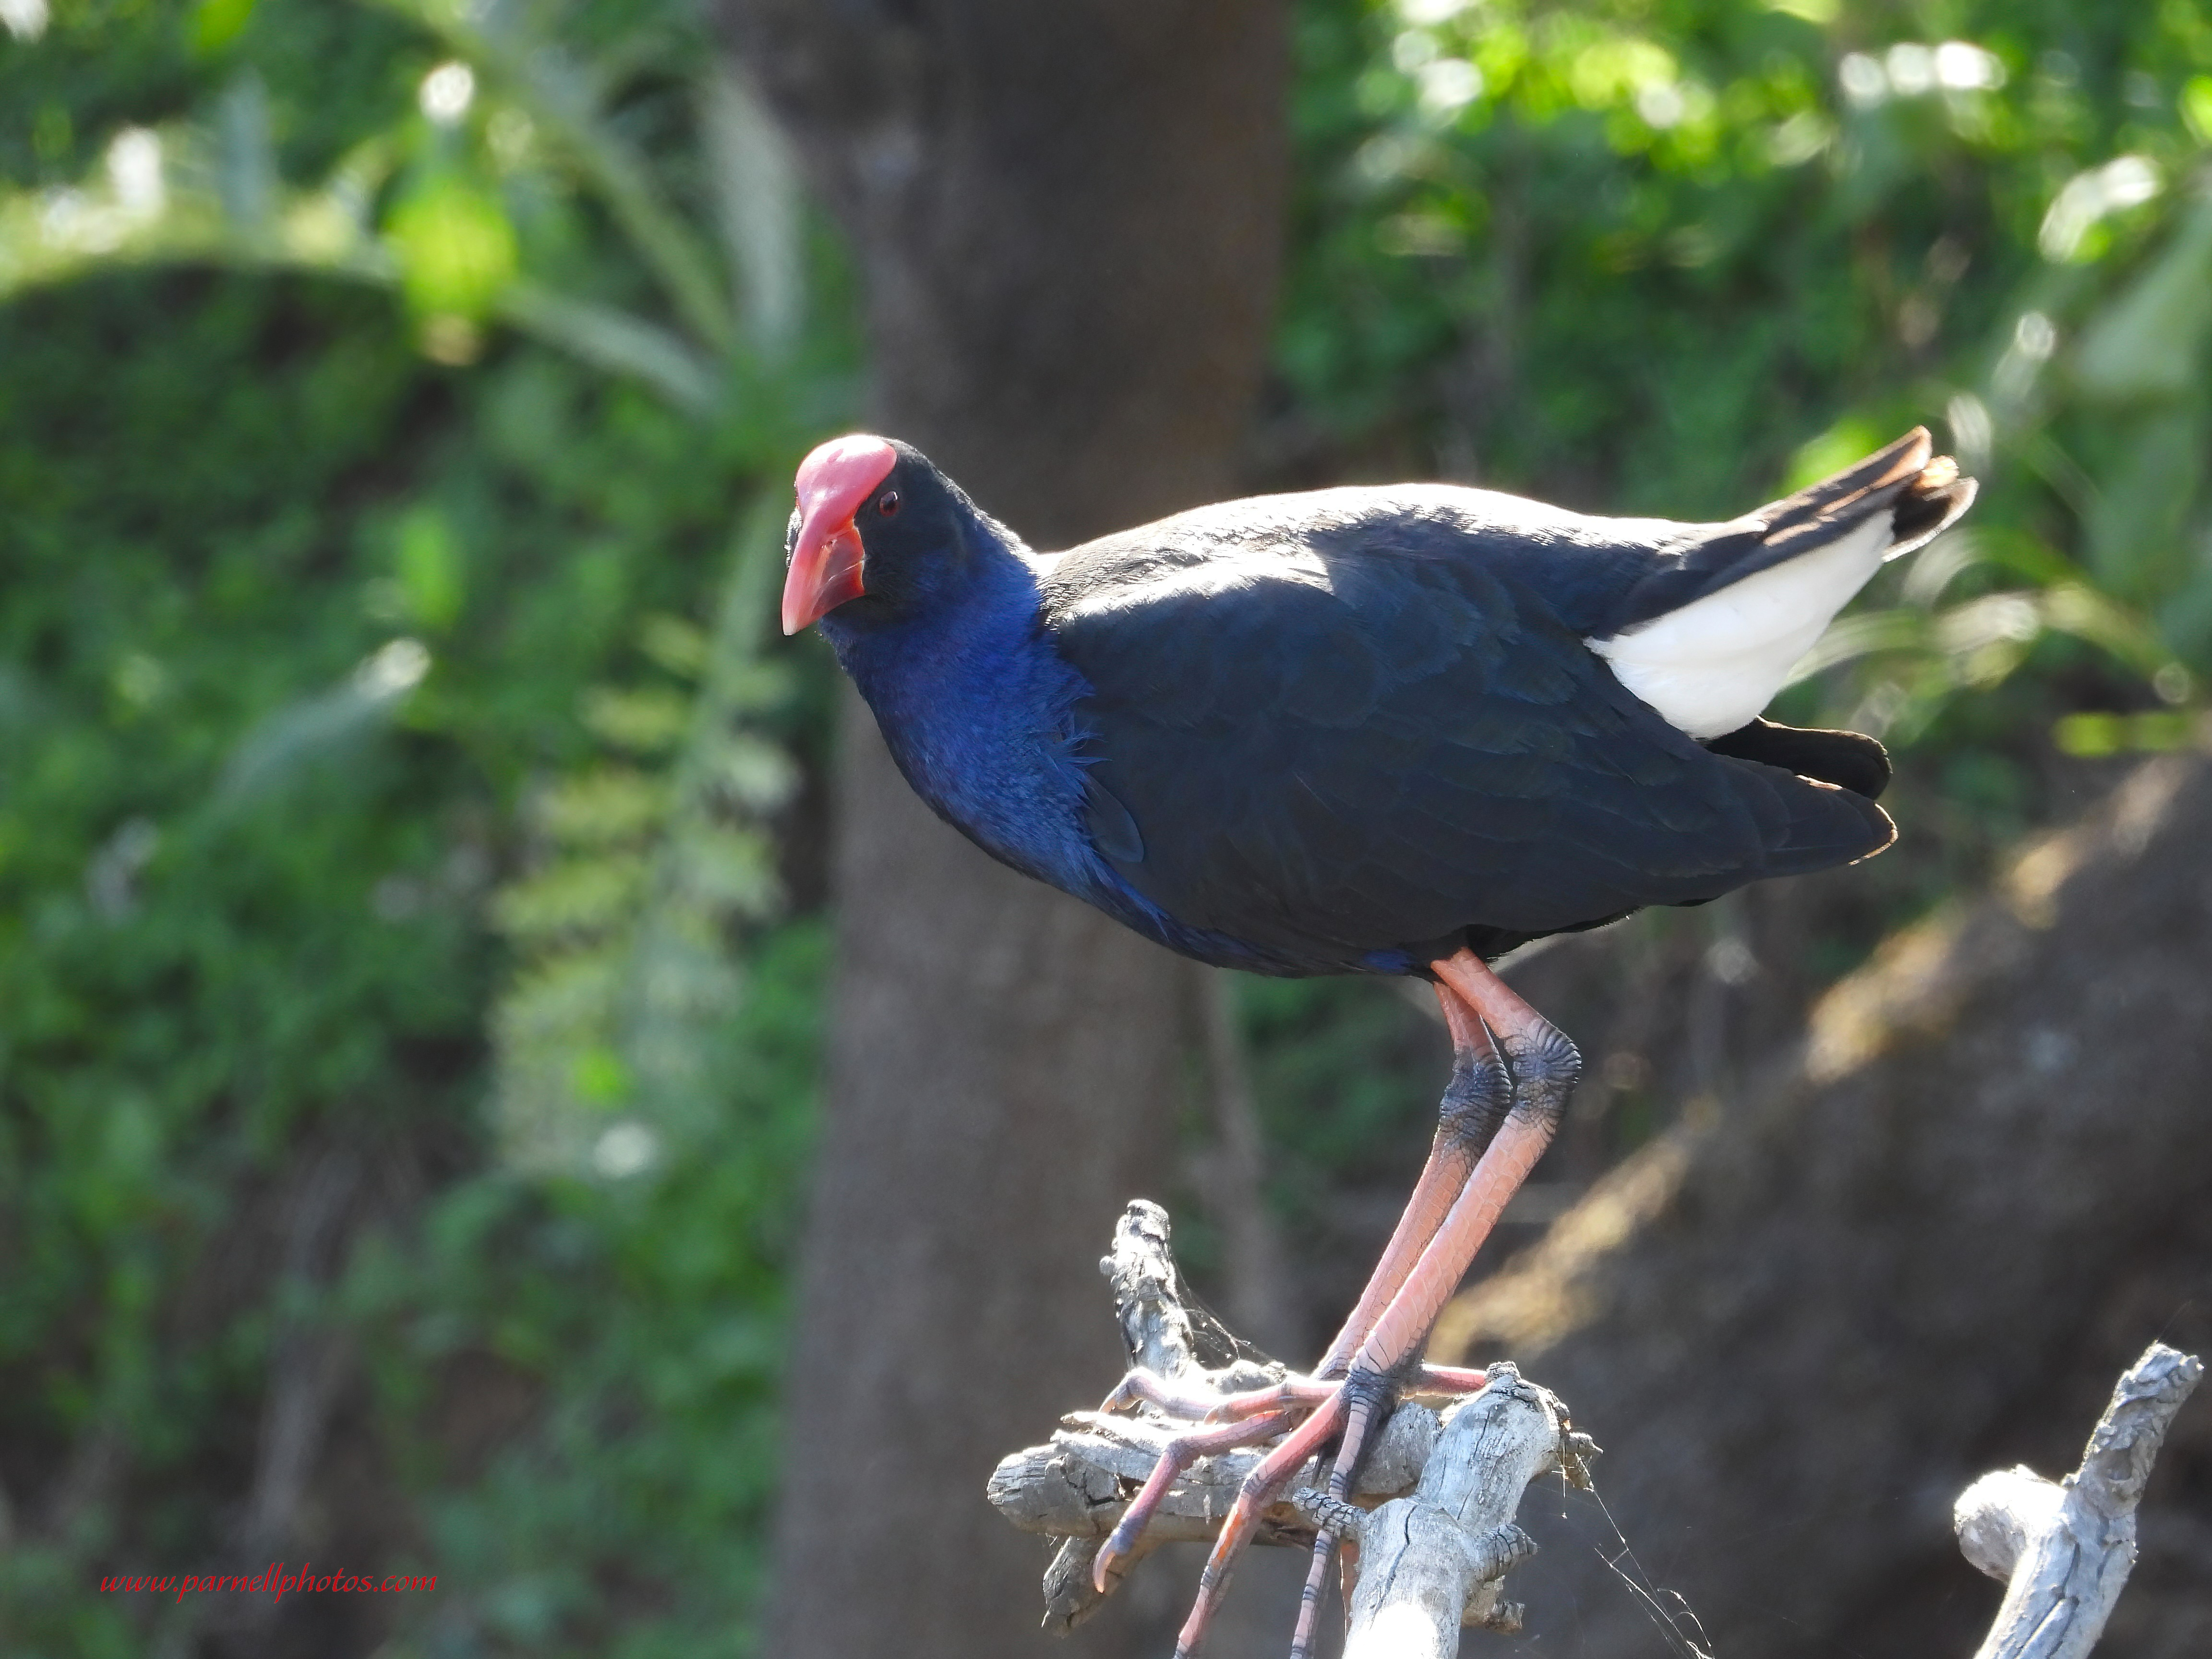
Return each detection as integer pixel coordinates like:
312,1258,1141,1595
783,434,899,634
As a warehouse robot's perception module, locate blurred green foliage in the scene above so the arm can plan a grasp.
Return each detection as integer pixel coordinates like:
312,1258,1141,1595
1,0,848,1653
4,0,2212,1653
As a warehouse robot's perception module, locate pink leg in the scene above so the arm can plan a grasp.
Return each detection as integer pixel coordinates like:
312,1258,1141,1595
1285,1540,1361,1659
1172,1392,1353,1658
1349,950,1577,1378
1290,1529,1336,1659
1092,1410,1289,1591
1285,1369,1395,1659
1314,989,1510,1376
1093,987,1503,1616
1104,1367,1253,1419
1282,1356,1501,1654
1203,1378,1339,1422
1172,950,1578,1656
1412,1362,1490,1395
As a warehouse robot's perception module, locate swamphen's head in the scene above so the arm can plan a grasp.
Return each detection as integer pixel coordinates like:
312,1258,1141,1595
781,434,1000,636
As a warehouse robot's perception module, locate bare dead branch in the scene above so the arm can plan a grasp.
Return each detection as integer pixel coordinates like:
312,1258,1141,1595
989,1201,1576,1638
1953,1342,2202,1659
1294,1363,1591,1659
995,1203,2200,1659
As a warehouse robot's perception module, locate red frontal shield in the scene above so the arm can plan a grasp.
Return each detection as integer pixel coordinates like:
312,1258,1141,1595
783,435,899,634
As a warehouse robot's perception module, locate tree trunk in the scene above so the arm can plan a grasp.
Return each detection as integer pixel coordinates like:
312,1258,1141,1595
1432,746,2212,1657
716,6,1288,1656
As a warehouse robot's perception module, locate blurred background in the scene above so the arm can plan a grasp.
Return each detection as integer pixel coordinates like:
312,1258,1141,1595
2,1,2210,1657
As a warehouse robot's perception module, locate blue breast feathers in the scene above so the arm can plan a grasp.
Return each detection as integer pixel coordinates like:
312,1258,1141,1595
821,553,1116,898
818,526,1368,976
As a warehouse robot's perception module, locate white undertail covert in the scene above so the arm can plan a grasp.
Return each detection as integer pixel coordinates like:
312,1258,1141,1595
1587,516,1893,740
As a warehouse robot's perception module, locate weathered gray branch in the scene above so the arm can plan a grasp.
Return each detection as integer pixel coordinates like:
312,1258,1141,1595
1299,1365,1589,1659
992,1204,2200,1658
988,1202,1581,1637
989,1385,1453,1545
1953,1342,2202,1659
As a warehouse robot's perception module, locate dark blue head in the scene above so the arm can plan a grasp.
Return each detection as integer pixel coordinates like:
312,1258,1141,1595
781,434,1018,641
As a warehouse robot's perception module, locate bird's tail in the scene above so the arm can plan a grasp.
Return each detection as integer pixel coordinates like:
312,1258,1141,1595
1754,425,1977,563
1591,429,1978,739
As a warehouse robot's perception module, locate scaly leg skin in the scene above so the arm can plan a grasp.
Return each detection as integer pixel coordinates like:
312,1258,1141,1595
1201,1378,1341,1422
1103,988,1503,1423
1286,1368,1400,1659
1170,1383,1365,1658
1174,949,1580,1659
1096,985,1510,1605
1408,1362,1491,1397
1289,1526,1336,1659
1312,990,1512,1377
1094,1373,1481,1596
1092,1411,1290,1592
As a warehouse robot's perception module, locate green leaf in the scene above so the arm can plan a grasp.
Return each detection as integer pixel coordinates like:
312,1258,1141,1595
579,686,691,753
192,0,259,56
386,175,518,320
538,767,668,847
637,614,709,679
2182,76,2212,145
2053,710,2203,756
490,854,650,939
396,505,465,630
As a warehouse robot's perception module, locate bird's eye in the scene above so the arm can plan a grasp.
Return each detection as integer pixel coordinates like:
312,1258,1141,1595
877,490,901,517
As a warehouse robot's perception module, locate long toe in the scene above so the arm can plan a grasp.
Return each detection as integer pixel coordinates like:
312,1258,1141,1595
1091,1411,1288,1593
1172,1386,1352,1657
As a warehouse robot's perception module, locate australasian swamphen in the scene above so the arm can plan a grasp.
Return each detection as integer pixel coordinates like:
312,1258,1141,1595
781,428,1975,1656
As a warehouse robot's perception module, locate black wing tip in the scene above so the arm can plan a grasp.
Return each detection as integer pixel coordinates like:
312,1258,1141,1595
1596,429,1979,636
1772,773,1899,868
1705,716,1894,800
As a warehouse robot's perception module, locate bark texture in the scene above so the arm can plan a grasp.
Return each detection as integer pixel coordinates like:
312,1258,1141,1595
1953,1344,2201,1659
1432,747,2212,1657
715,7,1289,1657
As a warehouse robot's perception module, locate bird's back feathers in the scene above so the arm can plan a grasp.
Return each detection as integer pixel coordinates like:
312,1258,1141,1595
1043,521,1898,974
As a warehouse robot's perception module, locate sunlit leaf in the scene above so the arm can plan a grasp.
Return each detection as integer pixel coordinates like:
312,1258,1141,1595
191,0,258,54
637,613,709,678
1784,415,1889,492
396,504,465,630
713,734,799,812
385,174,517,319
538,767,668,847
491,854,650,938
2053,709,2203,756
579,686,691,754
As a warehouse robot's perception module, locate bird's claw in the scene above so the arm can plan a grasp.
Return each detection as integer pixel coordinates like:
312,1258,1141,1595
1173,1382,1357,1658
1090,1407,1290,1591
1089,1359,1493,1652
1101,1366,1257,1420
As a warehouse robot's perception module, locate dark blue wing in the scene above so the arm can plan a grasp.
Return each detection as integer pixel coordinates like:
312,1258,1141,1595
1042,526,1891,973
